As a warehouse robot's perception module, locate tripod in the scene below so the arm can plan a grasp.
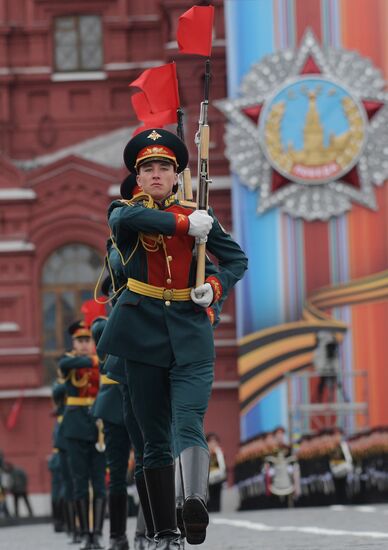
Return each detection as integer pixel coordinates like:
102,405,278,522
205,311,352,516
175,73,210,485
316,373,350,403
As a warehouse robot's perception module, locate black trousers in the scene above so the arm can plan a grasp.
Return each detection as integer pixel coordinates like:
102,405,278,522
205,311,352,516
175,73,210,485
13,492,33,517
207,483,222,512
104,420,131,495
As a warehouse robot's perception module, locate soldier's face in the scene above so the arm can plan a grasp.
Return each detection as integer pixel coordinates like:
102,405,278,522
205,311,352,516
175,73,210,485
137,161,178,200
73,337,94,356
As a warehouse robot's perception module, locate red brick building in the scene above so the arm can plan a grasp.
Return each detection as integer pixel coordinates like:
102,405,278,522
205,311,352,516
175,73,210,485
0,0,239,493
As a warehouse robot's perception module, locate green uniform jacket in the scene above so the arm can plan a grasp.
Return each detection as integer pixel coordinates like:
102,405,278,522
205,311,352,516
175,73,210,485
91,317,125,426
97,199,248,367
59,354,98,442
52,382,68,451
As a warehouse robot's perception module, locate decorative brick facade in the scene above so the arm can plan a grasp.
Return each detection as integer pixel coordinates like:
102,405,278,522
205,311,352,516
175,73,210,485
0,0,239,493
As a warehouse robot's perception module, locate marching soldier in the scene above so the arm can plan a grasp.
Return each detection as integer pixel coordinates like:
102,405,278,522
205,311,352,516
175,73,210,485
91,282,152,550
49,382,67,533
91,315,131,550
97,128,248,549
101,195,157,549
59,322,106,550
117,172,221,549
52,379,80,543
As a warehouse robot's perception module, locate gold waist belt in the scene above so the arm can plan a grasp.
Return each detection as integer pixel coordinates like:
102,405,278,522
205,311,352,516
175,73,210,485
127,278,191,301
66,397,95,406
100,374,119,385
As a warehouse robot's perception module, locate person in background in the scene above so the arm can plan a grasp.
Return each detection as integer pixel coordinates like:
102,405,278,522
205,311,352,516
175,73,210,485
48,450,64,532
206,433,227,513
59,321,106,550
5,462,33,517
0,450,11,519
52,377,80,544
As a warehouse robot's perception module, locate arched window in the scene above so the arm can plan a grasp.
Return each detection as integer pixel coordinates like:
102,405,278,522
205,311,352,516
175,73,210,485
41,244,103,383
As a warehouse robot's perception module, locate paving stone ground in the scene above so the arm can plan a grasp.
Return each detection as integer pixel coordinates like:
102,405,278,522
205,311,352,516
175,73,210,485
2,505,388,550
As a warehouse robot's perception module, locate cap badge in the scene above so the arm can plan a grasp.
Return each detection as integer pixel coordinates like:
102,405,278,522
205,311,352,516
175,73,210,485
147,130,162,141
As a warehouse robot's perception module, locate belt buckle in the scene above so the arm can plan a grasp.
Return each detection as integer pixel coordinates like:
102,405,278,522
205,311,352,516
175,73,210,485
162,288,173,301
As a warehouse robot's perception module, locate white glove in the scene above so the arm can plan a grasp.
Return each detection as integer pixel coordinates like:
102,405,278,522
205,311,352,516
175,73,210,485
188,210,213,240
190,283,213,308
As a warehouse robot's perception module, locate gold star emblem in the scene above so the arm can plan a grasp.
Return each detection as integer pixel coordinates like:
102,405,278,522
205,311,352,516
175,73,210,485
147,130,162,141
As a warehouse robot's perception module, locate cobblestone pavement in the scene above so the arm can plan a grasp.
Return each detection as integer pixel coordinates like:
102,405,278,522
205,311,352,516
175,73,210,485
2,505,388,550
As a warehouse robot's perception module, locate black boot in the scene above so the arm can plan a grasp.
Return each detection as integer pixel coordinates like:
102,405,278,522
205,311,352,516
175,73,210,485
52,499,65,532
175,457,186,543
107,493,129,550
135,474,155,540
144,465,180,550
91,497,106,549
181,447,209,545
133,533,149,549
65,500,81,544
133,505,148,549
76,498,92,550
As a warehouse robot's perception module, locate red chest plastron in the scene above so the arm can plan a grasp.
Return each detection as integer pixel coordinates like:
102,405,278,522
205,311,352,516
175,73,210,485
145,204,195,289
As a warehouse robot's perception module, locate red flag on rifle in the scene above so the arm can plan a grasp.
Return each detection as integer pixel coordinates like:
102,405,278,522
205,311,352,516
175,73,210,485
131,91,177,136
177,5,215,57
6,394,24,430
81,299,107,327
129,63,180,114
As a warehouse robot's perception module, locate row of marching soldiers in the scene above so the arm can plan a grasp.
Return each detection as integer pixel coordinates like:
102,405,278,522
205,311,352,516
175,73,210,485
50,317,139,549
49,127,248,549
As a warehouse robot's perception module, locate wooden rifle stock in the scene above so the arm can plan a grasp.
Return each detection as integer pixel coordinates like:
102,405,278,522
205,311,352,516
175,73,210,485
195,100,211,287
182,167,193,201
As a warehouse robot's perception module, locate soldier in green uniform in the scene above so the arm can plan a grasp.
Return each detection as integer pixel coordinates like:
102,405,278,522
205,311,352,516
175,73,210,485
52,379,81,543
98,212,157,550
92,290,153,550
116,173,221,550
91,315,130,550
59,322,107,550
98,128,248,549
49,384,66,533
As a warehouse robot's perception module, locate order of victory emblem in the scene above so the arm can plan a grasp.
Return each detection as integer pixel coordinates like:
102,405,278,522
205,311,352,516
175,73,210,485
216,31,388,220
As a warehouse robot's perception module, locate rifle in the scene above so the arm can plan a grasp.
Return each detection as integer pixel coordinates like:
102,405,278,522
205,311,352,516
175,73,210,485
176,107,194,201
195,60,212,287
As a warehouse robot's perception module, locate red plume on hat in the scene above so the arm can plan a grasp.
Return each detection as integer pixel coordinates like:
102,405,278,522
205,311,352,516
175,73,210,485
81,301,107,328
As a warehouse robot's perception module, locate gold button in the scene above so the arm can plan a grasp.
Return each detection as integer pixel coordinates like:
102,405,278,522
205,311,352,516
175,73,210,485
166,278,172,284
165,300,171,306
167,255,173,261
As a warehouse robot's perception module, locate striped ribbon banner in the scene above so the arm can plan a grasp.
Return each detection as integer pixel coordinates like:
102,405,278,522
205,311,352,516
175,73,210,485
225,0,388,440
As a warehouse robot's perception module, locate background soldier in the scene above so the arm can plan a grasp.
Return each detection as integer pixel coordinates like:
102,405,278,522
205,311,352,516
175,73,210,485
98,128,248,549
49,381,67,533
52,378,80,544
59,321,106,550
104,181,157,548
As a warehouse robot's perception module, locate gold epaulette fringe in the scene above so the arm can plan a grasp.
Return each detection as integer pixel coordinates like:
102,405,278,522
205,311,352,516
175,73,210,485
119,192,157,209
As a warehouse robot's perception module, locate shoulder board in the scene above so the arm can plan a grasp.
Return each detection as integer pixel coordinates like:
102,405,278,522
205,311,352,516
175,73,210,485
178,200,197,208
65,352,75,357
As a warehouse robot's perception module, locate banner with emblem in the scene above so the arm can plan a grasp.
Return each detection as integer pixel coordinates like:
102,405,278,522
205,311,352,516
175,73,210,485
221,1,388,442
